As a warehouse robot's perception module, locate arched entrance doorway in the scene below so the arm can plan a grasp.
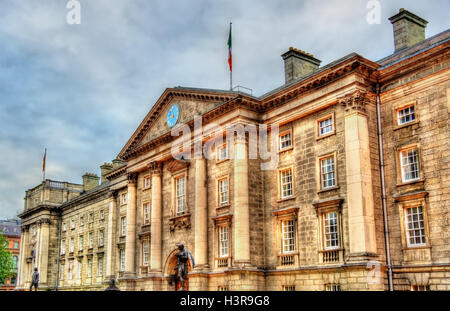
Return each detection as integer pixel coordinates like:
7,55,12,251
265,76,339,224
163,248,194,291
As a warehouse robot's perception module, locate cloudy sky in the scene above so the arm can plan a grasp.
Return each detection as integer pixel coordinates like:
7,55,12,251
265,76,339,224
0,0,448,219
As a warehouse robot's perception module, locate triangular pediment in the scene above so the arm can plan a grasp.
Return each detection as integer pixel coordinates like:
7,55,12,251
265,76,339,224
118,88,238,159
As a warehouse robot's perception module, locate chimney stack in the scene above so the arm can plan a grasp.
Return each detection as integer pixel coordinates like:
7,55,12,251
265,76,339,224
389,8,428,52
82,172,99,192
100,162,113,184
282,47,321,84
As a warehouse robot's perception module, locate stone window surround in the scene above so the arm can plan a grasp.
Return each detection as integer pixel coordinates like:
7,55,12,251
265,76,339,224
392,100,419,130
278,128,293,152
316,112,336,140
316,151,339,193
277,166,295,202
217,175,230,208
212,214,233,269
143,175,151,190
313,198,344,264
121,192,128,205
395,191,430,251
272,207,299,267
216,142,230,163
98,229,104,247
395,143,424,186
171,169,189,217
142,201,151,224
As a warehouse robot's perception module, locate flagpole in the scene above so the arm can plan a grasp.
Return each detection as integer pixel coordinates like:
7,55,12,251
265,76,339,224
229,22,232,91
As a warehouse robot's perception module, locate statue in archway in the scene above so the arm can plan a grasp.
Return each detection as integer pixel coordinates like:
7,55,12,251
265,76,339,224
174,243,194,291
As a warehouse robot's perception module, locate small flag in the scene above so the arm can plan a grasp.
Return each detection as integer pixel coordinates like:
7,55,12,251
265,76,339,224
227,23,232,72
42,148,47,173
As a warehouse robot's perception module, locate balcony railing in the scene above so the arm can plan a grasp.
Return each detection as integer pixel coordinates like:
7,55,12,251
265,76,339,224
216,257,231,268
320,249,343,264
278,253,298,266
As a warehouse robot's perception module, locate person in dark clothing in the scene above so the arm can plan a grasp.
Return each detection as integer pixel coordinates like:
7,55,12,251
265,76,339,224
30,267,39,291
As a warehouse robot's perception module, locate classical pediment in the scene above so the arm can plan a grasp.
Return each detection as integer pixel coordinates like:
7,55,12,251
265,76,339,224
117,88,238,159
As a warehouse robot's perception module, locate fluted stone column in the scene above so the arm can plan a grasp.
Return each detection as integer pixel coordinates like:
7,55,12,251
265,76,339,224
17,227,28,288
194,158,208,268
340,90,377,256
106,193,117,278
37,219,50,285
124,173,137,275
233,132,250,265
149,162,163,272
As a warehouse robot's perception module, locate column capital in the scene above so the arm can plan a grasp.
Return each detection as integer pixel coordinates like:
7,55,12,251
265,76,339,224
339,89,371,114
127,172,138,185
148,161,163,175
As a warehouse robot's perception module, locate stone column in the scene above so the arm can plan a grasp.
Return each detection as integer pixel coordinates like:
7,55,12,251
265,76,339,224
149,162,163,272
340,90,377,256
194,158,208,268
124,173,137,275
17,226,28,288
105,192,117,278
233,132,251,265
37,219,50,285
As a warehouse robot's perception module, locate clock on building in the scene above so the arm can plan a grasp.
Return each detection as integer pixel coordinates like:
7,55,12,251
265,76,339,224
166,104,180,127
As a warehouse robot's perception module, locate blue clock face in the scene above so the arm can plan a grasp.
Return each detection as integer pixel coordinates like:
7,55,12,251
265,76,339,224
166,104,180,128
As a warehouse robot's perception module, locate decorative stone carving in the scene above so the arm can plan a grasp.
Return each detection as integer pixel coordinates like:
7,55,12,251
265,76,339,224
148,161,163,175
127,172,138,184
339,89,370,113
169,214,191,232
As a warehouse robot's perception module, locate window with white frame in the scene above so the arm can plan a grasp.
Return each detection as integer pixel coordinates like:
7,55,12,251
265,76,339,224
279,132,292,150
120,249,125,271
397,105,415,125
217,144,229,161
175,176,186,215
121,217,126,236
325,284,341,291
219,226,229,258
411,285,429,291
60,264,64,280
77,261,82,279
98,257,103,276
100,210,104,220
87,259,92,278
89,212,94,223
142,240,149,266
144,176,151,189
71,219,75,230
80,216,84,226
323,211,339,250
79,235,83,251
121,193,127,205
63,222,67,232
400,148,420,182
70,237,74,253
143,202,151,224
61,239,66,255
320,156,336,189
280,169,293,199
68,260,73,280
405,206,426,247
283,285,295,291
88,232,93,249
218,178,229,206
99,230,104,247
282,219,295,254
318,116,333,136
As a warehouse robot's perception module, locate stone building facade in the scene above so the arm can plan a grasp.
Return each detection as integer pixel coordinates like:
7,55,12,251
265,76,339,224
17,9,449,291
